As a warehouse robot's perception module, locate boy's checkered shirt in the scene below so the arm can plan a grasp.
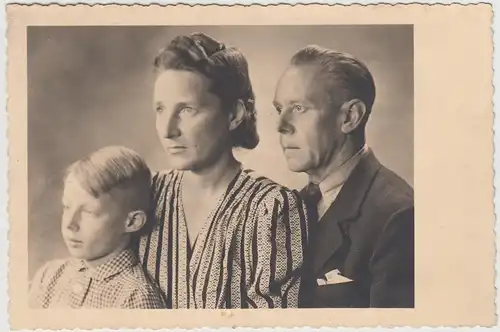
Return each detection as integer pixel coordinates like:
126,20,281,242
28,248,166,309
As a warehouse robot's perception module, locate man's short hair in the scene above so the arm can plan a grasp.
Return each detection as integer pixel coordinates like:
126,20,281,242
291,45,376,115
65,146,152,214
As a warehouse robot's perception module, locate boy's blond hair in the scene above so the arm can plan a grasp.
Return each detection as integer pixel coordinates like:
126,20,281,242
65,146,152,218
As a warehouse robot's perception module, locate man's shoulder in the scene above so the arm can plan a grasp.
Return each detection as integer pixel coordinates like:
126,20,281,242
364,164,414,216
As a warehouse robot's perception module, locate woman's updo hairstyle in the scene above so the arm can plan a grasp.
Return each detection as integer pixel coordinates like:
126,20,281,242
153,32,259,150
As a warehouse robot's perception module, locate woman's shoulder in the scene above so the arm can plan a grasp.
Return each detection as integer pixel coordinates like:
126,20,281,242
241,169,303,207
150,169,180,187
151,169,177,180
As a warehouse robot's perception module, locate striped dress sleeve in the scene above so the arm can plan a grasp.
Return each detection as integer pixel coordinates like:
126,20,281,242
246,188,308,308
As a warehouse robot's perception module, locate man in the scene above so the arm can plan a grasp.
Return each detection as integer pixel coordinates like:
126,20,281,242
273,45,414,308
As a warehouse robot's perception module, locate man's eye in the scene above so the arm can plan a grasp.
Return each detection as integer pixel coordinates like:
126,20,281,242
292,105,305,113
180,107,196,114
275,107,282,115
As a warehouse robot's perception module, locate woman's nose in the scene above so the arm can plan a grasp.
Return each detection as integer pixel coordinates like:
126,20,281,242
159,113,181,139
277,111,295,135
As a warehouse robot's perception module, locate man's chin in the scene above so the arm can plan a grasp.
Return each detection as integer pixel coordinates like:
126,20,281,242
284,160,309,173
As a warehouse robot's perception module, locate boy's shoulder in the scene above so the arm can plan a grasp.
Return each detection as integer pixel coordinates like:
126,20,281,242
116,262,166,308
32,258,73,281
29,257,77,294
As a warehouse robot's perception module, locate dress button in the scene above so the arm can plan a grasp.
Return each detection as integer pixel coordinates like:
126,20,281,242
72,283,83,294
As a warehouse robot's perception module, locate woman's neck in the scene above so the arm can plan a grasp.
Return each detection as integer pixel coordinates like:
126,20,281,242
184,150,241,193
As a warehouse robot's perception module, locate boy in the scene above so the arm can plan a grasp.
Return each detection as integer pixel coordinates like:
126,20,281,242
29,146,166,309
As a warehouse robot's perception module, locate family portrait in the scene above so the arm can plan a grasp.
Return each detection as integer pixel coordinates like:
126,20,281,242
27,25,414,309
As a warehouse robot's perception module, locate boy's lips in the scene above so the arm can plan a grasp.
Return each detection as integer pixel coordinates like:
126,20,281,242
65,237,83,246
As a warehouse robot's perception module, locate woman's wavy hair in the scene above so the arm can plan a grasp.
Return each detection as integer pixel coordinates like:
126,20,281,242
153,32,259,150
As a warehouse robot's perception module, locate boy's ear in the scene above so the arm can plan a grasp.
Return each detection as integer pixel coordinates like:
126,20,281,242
124,210,147,234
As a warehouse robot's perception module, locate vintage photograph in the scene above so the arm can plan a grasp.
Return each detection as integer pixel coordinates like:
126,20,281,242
27,25,414,309
7,3,495,329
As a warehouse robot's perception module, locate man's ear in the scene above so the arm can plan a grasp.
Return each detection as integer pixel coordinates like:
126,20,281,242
340,99,367,134
124,210,147,234
228,99,246,131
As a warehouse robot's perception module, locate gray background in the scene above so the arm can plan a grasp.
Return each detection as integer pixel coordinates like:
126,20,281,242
28,25,413,278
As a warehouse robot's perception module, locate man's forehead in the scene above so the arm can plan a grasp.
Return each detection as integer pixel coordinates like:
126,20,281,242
275,64,330,103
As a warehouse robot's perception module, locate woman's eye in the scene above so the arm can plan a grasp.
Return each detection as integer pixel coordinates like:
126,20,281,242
82,209,96,216
292,105,304,113
155,106,164,114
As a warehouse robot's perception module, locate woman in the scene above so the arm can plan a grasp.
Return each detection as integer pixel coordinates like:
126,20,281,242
138,32,308,308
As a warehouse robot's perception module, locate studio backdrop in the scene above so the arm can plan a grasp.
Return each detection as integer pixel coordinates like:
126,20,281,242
28,25,414,278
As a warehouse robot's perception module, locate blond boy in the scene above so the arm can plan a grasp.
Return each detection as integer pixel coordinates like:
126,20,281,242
29,146,165,309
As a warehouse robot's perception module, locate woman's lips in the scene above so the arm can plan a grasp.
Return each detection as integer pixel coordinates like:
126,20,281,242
166,146,187,153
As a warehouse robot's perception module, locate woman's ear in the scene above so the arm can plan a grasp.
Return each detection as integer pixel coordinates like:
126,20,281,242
340,99,367,134
124,210,147,234
228,100,246,131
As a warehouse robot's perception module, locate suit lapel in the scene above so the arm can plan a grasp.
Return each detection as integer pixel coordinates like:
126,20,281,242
311,151,382,275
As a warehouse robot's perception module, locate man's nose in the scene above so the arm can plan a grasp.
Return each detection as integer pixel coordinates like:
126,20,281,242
277,111,295,134
159,113,181,139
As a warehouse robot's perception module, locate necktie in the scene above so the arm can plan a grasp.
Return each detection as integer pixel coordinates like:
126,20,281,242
300,183,323,307
303,182,322,224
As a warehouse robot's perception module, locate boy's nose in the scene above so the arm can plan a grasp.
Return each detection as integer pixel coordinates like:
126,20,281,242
63,211,79,232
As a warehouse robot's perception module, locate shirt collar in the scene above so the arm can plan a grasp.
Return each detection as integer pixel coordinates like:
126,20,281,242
318,144,370,197
71,248,138,281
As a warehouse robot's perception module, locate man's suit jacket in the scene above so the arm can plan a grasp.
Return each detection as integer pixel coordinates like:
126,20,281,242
299,150,414,308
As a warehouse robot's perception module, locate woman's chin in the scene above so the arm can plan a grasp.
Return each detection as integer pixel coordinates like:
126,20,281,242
168,158,197,171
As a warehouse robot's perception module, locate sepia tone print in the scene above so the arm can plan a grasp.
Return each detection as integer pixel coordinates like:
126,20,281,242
7,3,495,329
27,24,413,310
